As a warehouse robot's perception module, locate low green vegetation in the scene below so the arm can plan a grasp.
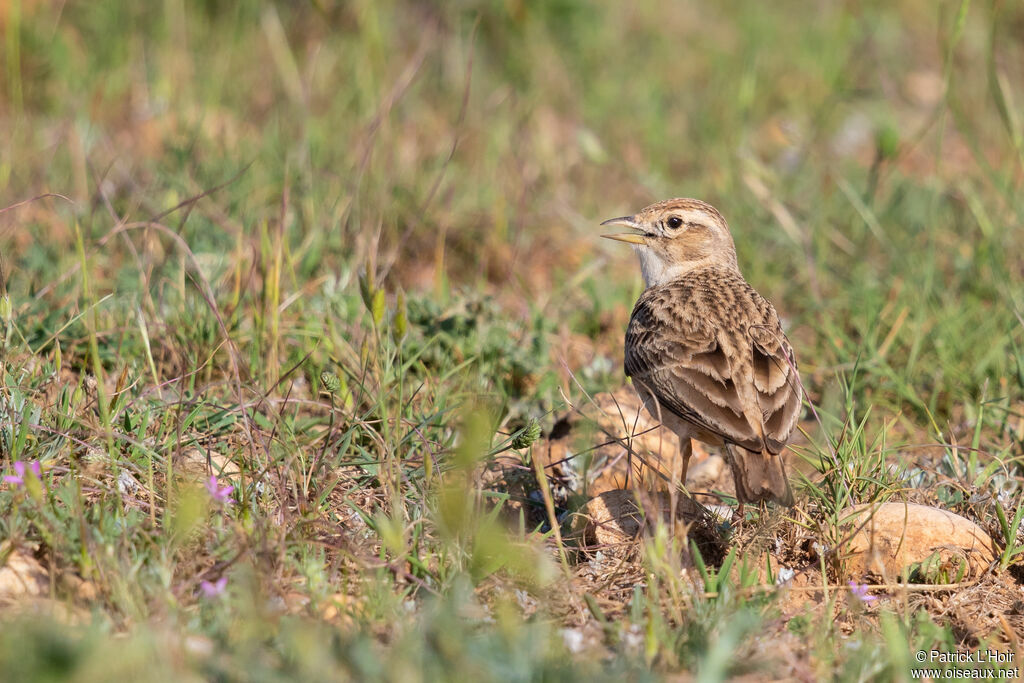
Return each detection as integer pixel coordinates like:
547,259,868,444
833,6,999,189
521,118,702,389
2,0,1024,679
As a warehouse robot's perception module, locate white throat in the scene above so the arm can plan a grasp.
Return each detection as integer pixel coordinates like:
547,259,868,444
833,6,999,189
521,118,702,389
634,246,687,288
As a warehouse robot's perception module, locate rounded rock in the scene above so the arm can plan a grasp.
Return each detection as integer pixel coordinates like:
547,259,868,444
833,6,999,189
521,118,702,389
840,502,997,582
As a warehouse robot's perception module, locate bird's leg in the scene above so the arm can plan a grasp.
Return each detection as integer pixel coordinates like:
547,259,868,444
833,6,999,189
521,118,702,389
679,438,692,494
729,503,746,533
667,436,692,524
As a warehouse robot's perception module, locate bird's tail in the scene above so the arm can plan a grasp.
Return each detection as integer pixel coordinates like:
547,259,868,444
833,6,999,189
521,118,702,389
724,444,794,506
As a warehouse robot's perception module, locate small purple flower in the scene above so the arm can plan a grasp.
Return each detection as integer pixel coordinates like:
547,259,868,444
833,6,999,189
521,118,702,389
4,461,41,486
200,576,228,598
848,581,877,603
205,475,234,504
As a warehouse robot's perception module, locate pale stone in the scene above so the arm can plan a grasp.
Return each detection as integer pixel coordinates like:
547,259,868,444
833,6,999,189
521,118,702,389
0,550,48,599
840,502,997,582
571,489,705,554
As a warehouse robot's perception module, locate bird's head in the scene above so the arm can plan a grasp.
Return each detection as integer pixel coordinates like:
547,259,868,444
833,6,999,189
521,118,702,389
601,198,739,287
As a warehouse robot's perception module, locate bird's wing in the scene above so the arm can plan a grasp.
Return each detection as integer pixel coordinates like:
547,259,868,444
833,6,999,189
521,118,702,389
624,280,802,454
746,320,803,453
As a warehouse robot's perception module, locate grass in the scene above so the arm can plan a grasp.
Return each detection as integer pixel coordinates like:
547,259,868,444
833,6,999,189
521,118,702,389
2,0,1024,679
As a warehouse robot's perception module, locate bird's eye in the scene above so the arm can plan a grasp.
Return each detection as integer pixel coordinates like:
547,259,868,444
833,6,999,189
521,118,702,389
667,216,683,230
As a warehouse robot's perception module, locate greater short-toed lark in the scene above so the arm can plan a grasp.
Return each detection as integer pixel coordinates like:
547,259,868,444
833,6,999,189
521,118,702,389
602,198,801,506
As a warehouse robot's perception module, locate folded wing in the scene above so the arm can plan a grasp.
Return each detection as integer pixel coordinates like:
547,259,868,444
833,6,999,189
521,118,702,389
624,279,801,454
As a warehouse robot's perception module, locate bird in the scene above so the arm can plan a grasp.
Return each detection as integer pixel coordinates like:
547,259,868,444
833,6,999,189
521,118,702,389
601,198,802,506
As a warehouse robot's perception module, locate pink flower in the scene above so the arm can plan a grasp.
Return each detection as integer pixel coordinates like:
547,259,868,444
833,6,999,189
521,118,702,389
4,461,41,486
848,581,877,603
205,475,234,504
200,576,228,598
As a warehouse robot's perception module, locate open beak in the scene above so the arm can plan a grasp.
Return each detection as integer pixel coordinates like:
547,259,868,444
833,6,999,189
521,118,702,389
600,215,648,245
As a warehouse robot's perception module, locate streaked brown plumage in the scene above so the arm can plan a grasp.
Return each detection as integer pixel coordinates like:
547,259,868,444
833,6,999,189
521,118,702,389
602,198,801,505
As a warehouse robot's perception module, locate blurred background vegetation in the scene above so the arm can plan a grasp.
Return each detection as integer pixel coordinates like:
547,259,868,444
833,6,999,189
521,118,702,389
2,0,1024,679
